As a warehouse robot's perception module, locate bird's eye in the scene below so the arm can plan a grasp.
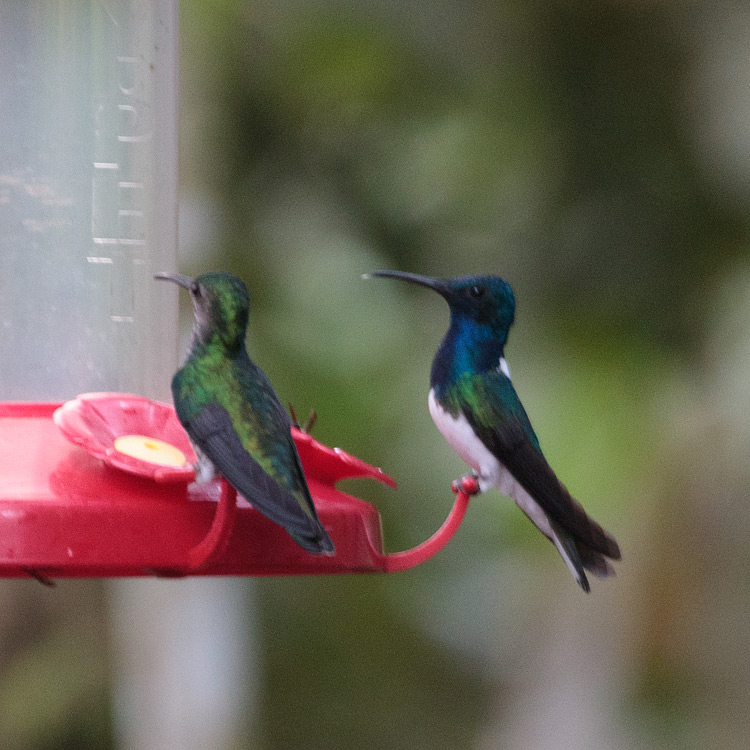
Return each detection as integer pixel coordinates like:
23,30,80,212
190,282,201,296
469,285,484,298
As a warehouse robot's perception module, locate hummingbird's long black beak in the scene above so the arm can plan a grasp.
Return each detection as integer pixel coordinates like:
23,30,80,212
363,270,449,296
154,272,194,290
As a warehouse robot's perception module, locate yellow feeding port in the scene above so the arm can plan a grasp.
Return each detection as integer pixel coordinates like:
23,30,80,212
114,435,187,467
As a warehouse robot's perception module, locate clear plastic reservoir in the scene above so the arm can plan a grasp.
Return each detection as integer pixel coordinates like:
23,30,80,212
0,0,178,401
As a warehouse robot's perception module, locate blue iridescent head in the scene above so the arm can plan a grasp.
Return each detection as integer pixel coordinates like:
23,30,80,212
368,270,515,342
367,270,517,387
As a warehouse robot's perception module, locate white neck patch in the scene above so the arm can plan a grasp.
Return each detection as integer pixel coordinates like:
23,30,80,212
498,356,511,379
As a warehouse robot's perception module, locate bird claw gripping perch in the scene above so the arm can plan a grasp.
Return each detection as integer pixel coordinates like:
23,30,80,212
452,475,480,496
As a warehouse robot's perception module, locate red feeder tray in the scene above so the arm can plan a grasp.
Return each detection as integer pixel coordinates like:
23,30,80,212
0,395,473,581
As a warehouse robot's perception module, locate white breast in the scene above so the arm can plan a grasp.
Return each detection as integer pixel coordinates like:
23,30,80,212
426,356,509,491
427,387,555,540
428,388,503,491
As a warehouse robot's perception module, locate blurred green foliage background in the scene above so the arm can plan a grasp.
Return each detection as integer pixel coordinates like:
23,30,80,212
3,0,750,748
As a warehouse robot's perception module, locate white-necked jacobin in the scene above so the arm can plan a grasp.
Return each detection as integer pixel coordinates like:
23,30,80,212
155,271,334,555
366,270,620,591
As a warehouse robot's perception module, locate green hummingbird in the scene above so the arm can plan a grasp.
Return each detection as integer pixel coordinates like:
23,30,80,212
155,271,334,555
366,270,620,591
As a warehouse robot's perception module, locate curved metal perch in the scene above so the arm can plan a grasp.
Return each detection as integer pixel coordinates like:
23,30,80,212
373,480,476,573
187,480,238,572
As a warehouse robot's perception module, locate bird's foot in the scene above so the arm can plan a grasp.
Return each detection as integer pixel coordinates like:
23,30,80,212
452,475,480,495
192,455,216,484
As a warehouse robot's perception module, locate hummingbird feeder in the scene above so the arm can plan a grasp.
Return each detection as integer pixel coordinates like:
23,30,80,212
0,1,472,583
0,393,473,581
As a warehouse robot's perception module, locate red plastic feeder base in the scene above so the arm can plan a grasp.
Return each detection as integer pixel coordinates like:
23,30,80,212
0,397,472,581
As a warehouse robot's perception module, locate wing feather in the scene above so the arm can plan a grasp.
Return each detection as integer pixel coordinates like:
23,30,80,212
453,371,621,561
185,402,333,553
